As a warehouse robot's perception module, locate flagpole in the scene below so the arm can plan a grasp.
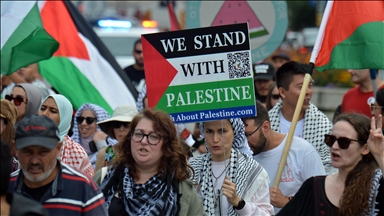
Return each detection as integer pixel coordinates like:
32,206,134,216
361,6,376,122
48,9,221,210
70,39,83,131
370,69,378,99
274,1,334,187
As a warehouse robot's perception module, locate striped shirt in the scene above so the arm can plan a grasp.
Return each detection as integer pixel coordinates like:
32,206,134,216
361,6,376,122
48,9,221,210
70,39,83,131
9,161,107,216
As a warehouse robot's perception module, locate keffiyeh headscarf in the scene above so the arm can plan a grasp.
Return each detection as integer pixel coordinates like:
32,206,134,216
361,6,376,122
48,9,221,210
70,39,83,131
71,103,118,147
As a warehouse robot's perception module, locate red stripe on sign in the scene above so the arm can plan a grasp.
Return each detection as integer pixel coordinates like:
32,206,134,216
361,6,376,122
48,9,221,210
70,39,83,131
40,0,90,60
141,36,178,109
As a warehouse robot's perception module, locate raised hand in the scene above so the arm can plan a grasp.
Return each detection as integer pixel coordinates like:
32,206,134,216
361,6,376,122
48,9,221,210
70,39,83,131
222,175,242,207
269,186,289,208
368,115,384,171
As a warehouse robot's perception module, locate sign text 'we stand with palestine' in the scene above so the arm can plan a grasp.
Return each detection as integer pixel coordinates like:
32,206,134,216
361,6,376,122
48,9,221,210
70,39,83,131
142,23,256,123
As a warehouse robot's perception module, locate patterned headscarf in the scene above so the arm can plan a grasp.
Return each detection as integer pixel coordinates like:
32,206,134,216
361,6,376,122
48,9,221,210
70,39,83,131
199,118,252,155
71,103,117,146
136,83,147,112
42,95,73,141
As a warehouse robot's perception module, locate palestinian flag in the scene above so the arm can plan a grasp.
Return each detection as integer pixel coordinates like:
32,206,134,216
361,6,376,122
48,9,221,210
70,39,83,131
1,1,59,75
310,1,384,72
38,0,137,113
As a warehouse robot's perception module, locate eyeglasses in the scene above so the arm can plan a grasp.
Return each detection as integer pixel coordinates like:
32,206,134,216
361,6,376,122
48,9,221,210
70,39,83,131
271,94,280,100
134,50,142,54
76,116,96,125
245,121,264,138
324,134,360,149
5,95,27,106
370,103,383,114
112,122,129,129
131,130,162,145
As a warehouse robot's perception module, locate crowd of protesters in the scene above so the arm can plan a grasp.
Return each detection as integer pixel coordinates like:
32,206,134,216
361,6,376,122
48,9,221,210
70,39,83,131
1,50,383,216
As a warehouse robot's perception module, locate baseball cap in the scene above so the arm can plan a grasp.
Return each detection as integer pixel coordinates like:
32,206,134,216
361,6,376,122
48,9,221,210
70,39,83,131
272,53,290,62
15,114,60,150
253,62,275,80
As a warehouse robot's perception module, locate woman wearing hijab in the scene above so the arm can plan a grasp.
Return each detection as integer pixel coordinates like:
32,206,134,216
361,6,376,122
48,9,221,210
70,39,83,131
39,95,94,176
71,103,117,169
0,99,19,171
189,118,273,215
5,83,42,128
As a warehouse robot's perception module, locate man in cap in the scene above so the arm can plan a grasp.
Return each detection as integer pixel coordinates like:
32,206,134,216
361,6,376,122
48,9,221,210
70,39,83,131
9,115,107,216
253,62,276,107
272,53,290,70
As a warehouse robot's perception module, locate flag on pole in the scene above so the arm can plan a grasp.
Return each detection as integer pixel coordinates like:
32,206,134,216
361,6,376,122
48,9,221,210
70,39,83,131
1,1,59,75
36,0,138,114
310,1,384,72
167,1,180,31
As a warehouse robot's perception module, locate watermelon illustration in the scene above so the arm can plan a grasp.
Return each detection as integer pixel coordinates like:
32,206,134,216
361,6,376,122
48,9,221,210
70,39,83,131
211,0,268,39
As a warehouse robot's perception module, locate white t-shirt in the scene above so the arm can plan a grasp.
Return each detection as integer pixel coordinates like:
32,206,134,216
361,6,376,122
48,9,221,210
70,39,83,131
279,110,304,138
253,135,326,213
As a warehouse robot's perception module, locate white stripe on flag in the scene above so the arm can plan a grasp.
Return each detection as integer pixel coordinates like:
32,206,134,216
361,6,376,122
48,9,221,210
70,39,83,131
70,33,136,109
0,1,36,48
310,0,334,64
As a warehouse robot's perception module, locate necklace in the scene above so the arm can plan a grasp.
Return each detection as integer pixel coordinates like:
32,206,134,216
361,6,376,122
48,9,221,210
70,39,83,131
211,161,230,209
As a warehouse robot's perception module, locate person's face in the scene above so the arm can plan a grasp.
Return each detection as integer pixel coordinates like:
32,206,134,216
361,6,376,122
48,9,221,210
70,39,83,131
348,69,370,85
255,79,274,97
78,110,97,138
11,86,27,121
131,118,163,169
329,121,369,173
0,117,6,135
273,58,288,70
113,122,130,142
279,74,313,111
270,86,280,108
133,43,144,67
38,98,60,126
16,143,61,187
16,63,38,83
243,119,267,155
203,120,234,161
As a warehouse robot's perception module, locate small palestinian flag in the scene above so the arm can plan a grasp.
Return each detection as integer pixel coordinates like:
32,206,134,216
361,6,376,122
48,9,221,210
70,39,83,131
1,1,59,75
311,1,384,72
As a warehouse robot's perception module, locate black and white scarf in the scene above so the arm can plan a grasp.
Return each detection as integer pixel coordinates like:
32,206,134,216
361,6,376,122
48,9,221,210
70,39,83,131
367,168,383,215
268,100,334,173
189,148,267,216
101,167,179,216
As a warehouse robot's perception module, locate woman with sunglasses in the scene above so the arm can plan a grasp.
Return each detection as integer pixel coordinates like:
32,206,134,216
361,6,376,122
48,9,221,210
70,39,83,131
71,103,117,169
265,82,279,111
277,113,384,215
100,109,205,215
189,118,273,216
94,104,138,173
39,95,94,176
6,83,42,128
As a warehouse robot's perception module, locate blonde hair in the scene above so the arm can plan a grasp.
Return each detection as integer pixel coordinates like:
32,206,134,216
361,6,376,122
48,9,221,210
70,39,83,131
0,99,18,149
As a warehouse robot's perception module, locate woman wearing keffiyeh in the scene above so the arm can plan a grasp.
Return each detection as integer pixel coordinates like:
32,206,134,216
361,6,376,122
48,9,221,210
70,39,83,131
100,109,205,216
189,118,274,215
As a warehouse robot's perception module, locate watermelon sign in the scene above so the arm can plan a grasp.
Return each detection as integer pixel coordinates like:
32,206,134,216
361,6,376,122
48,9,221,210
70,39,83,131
187,1,288,64
142,23,256,123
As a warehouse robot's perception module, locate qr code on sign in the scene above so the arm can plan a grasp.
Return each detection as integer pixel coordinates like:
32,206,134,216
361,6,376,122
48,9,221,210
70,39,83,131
227,51,251,79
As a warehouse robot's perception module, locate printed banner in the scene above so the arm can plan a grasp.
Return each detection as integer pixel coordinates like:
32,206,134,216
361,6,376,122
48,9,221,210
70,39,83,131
142,23,256,123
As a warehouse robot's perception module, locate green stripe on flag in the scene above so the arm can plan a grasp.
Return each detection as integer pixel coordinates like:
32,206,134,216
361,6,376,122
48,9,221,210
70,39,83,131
38,56,113,114
316,22,384,72
156,78,255,113
1,3,59,75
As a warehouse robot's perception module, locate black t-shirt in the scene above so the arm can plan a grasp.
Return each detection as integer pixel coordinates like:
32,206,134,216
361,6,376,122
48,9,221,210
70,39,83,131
23,180,54,202
123,65,145,90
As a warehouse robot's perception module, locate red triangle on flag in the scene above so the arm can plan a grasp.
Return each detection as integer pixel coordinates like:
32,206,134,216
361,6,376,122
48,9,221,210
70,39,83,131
40,1,89,60
142,36,178,109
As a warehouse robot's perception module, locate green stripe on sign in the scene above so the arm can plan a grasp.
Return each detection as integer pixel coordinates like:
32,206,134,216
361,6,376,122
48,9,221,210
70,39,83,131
316,22,384,72
1,3,58,75
156,78,255,113
38,57,113,114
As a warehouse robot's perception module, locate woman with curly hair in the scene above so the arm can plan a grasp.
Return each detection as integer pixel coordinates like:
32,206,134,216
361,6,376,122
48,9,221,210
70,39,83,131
277,113,384,215
100,109,204,216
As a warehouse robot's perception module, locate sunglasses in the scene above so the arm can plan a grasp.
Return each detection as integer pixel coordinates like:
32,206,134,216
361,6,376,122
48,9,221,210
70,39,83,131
5,95,27,106
271,94,280,100
76,116,96,125
112,121,129,129
134,50,142,54
324,134,360,149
